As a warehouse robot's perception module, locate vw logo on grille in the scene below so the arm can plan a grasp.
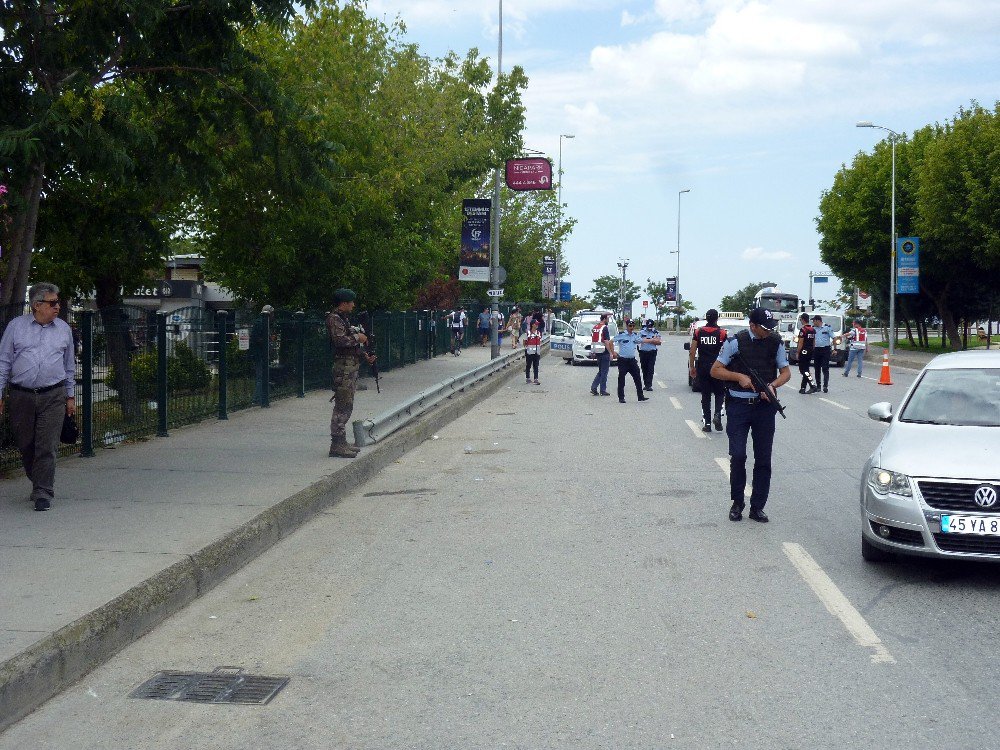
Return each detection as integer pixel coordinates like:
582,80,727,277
974,485,998,508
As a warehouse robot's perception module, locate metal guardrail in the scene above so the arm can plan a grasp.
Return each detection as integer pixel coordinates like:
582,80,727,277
352,338,548,446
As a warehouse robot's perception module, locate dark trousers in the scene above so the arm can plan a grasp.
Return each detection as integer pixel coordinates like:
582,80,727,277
591,353,610,393
813,347,831,388
10,388,66,503
697,368,725,422
638,350,657,388
617,357,643,400
525,353,539,380
798,351,814,390
725,398,778,511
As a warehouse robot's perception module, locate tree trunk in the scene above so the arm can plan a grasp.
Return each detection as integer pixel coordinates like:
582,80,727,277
924,283,962,351
95,278,143,421
1,165,45,306
903,317,916,346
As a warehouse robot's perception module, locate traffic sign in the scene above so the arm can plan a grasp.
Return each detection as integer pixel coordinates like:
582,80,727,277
487,288,504,297
642,300,649,308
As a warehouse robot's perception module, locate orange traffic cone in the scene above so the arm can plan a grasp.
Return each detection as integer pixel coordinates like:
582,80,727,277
877,349,893,385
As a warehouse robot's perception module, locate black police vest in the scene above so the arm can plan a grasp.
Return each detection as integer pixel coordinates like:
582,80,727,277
695,326,726,370
729,330,780,382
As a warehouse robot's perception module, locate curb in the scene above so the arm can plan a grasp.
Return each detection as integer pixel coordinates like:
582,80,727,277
0,363,521,733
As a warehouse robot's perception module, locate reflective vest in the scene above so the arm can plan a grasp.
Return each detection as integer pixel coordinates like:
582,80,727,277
851,327,867,348
591,323,607,354
525,332,542,354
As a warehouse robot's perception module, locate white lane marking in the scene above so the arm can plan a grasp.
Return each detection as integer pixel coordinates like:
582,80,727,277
714,457,751,497
819,397,850,410
657,379,668,389
685,419,707,439
782,542,896,665
670,396,683,410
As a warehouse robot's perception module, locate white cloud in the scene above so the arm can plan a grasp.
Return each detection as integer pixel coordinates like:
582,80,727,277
742,247,794,261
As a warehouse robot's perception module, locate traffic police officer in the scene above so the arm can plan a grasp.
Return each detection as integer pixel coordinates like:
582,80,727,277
710,308,791,523
812,314,833,393
689,308,727,432
613,319,648,403
326,288,376,458
638,319,662,391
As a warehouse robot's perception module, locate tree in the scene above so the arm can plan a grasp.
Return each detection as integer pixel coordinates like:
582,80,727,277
589,274,641,312
718,282,774,315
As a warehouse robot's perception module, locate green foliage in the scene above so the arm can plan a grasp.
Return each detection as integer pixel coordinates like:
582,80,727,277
226,335,255,379
108,342,211,398
589,274,641,312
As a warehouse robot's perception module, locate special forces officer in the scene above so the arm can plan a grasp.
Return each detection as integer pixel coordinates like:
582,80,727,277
326,288,376,458
689,308,727,432
710,308,790,523
795,313,819,394
613,319,649,403
638,319,663,391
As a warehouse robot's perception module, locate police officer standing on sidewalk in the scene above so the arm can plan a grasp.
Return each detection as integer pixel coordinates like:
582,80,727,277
795,313,819,394
812,314,833,393
326,288,376,458
710,308,790,523
613,319,648,403
638,319,662,391
689,309,727,432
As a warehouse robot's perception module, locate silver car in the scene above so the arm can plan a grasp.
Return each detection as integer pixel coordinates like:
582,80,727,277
861,350,1000,562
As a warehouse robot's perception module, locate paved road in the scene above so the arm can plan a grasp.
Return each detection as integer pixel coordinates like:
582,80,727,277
5,340,999,748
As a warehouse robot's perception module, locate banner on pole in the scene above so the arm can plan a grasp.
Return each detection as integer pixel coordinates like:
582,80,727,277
459,199,491,282
896,237,920,294
542,256,556,299
505,158,553,191
665,277,677,303
558,281,571,301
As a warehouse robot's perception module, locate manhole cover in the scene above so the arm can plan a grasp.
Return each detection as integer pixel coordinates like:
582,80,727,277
130,667,289,705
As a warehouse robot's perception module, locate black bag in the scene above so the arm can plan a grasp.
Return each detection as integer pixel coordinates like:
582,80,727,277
60,413,79,445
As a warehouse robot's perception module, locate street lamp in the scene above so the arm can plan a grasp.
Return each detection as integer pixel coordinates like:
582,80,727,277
617,259,629,322
489,0,504,359
556,133,575,306
857,121,900,356
670,189,691,331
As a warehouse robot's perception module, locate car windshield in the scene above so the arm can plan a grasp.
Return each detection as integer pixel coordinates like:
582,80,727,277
576,318,603,336
900,368,1000,426
723,324,749,338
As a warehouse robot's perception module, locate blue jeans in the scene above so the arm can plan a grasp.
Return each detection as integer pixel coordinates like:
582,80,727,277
845,348,864,376
591,353,610,393
726,398,778,511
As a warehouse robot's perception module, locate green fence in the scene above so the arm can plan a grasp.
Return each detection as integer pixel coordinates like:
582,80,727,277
0,305,473,473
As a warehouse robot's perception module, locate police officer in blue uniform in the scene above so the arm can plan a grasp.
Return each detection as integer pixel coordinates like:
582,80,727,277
710,308,791,523
812,314,833,393
613,319,648,403
638,319,662,391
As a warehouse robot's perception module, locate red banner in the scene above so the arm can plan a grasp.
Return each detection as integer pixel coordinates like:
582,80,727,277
505,158,553,191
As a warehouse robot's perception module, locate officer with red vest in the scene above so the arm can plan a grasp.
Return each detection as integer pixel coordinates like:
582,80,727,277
524,321,543,384
589,314,613,396
711,308,791,523
843,319,868,377
688,309,727,432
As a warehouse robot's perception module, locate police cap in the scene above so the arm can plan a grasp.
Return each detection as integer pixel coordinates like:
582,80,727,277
749,308,779,329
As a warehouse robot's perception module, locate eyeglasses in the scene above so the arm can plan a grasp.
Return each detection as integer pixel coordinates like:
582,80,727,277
37,299,60,307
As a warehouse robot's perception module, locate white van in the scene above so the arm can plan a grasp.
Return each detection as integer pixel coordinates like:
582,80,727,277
550,310,620,365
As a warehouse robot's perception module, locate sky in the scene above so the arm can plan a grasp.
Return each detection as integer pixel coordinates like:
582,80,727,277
364,0,1000,315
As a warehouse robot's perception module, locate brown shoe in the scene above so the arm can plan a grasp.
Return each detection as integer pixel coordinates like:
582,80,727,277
329,441,358,458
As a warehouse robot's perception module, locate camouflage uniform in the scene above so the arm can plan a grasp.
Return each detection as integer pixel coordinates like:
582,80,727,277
326,311,363,450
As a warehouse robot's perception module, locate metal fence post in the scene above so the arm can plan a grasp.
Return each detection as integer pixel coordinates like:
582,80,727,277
216,310,228,420
296,310,306,397
80,310,94,457
261,311,271,408
156,311,168,437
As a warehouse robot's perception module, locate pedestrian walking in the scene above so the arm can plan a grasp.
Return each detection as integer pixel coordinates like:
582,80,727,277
507,308,524,349
0,283,77,511
448,307,467,355
638,319,662,391
524,321,542,384
795,313,819,394
710,308,791,523
613,319,648,403
589,313,612,396
812,314,833,393
477,307,491,346
688,309,727,432
843,320,867,378
326,288,376,458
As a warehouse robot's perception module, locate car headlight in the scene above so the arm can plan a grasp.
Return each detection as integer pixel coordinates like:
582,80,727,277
867,467,913,497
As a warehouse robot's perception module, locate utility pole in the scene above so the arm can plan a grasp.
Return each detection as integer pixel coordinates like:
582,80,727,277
617,259,629,322
489,0,503,359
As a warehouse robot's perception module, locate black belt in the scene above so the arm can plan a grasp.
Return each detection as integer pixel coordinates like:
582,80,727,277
9,382,62,394
726,394,761,405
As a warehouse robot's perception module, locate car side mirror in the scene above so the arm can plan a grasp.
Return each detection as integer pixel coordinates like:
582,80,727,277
683,342,690,351
868,402,893,423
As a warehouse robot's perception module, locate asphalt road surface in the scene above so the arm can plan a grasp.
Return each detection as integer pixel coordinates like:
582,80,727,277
5,339,999,749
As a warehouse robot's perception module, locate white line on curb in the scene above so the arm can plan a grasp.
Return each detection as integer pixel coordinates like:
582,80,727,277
670,396,683,410
819,398,850,410
685,419,707,439
714,457,751,497
782,542,896,665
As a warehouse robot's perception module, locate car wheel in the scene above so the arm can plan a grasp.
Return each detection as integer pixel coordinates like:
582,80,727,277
570,357,577,367
861,535,894,563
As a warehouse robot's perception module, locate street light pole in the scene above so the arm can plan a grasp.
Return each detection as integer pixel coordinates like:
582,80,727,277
617,259,629,322
489,0,504,359
555,133,575,306
674,189,690,331
857,121,900,357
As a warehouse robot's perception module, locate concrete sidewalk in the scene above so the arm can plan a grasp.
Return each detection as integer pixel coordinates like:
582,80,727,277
0,342,522,731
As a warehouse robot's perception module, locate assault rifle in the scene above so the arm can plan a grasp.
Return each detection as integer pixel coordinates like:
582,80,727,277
361,312,380,393
731,350,786,419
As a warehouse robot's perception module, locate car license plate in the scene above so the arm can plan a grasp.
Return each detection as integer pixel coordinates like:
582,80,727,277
941,515,1000,535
